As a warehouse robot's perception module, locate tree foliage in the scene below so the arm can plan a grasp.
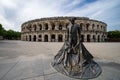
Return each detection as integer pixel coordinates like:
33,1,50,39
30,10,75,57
4,29,21,40
0,24,6,36
107,30,120,38
0,23,21,40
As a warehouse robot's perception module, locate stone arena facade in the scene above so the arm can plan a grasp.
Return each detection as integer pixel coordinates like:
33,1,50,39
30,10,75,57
21,17,107,42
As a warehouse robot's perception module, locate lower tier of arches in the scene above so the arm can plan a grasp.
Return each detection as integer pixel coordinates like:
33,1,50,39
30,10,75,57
21,33,107,42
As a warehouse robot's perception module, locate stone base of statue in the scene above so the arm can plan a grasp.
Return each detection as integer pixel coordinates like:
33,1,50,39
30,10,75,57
52,42,102,79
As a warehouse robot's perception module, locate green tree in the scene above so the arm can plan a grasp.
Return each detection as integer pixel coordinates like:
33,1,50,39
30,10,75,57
0,23,21,40
13,31,21,40
0,24,5,36
107,30,120,38
5,30,21,40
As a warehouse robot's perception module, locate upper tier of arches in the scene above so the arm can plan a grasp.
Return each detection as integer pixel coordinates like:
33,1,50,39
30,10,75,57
21,19,106,33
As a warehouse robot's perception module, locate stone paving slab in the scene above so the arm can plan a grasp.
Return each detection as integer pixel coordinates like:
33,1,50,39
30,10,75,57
22,76,44,80
92,66,120,80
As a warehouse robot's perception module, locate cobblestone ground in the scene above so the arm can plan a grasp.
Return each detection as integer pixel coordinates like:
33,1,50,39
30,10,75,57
0,40,120,80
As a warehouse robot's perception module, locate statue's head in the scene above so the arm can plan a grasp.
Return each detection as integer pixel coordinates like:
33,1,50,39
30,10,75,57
70,17,76,24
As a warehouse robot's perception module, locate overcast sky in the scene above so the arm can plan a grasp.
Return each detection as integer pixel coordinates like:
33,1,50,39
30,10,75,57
0,0,120,31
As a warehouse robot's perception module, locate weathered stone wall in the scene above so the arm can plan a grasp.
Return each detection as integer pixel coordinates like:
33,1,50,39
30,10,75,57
21,17,107,42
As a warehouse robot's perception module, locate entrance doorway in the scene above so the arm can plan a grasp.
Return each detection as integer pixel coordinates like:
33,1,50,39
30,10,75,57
29,35,31,41
33,35,36,41
51,34,55,42
87,35,90,42
98,35,100,42
44,35,48,42
58,35,63,42
93,35,96,42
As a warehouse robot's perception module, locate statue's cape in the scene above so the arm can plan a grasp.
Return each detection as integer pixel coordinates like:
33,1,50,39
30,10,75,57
52,42,102,79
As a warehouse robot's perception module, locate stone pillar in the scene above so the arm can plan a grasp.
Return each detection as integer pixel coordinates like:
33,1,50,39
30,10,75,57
48,23,50,30
102,34,105,42
65,32,67,41
36,24,39,31
31,35,33,41
101,34,104,42
101,35,103,42
56,34,58,42
36,34,38,42
84,34,87,42
90,34,93,42
48,34,51,42
27,34,29,41
95,35,98,42
93,35,96,42
63,33,66,42
55,23,58,30
56,22,59,30
42,34,44,42
42,23,44,30
25,34,27,41
99,34,102,42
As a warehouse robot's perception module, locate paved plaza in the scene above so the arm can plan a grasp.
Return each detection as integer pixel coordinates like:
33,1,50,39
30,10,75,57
0,40,120,80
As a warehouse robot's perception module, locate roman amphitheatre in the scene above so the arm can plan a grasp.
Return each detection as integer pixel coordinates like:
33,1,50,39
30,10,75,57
21,17,107,42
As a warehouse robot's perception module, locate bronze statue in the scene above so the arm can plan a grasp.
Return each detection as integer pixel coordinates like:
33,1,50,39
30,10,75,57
52,18,102,79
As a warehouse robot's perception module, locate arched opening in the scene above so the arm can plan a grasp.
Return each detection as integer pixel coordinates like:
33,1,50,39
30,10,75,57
45,23,48,30
33,35,36,41
80,23,83,30
44,35,48,42
29,35,31,41
39,35,41,38
38,35,42,42
33,24,37,31
97,25,99,30
39,24,42,30
98,35,100,42
86,23,89,31
59,24,62,30
51,34,55,42
81,35,84,42
101,26,102,31
51,24,55,30
93,35,96,42
58,34,63,42
87,35,91,42
92,24,95,31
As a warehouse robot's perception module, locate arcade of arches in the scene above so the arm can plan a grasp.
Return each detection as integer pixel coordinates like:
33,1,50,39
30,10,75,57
21,17,107,42
22,34,105,42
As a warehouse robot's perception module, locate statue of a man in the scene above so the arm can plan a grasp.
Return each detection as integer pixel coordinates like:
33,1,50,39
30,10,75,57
52,18,102,79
